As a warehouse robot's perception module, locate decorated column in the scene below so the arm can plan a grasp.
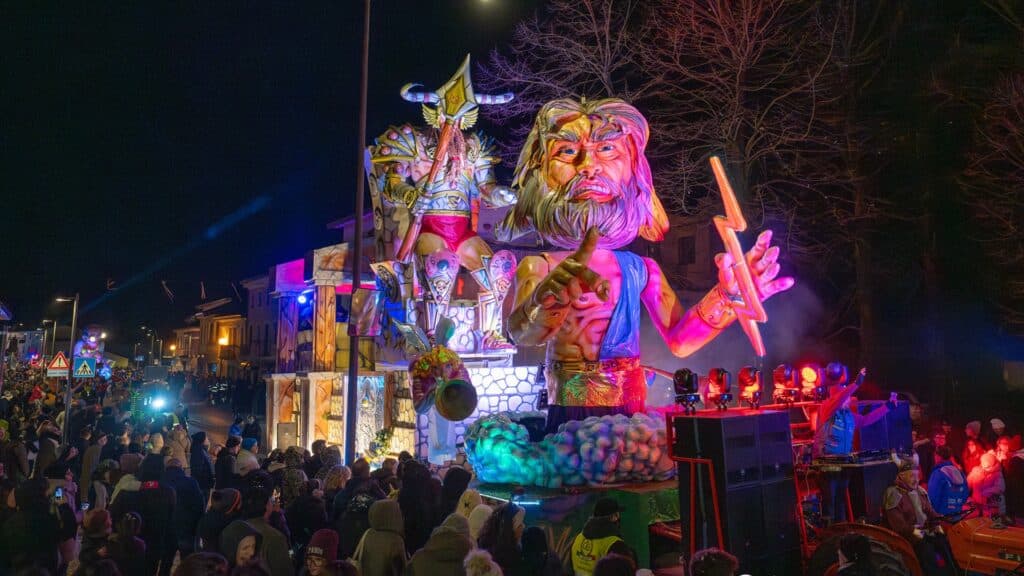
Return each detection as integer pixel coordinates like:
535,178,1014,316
312,283,336,372
275,294,298,373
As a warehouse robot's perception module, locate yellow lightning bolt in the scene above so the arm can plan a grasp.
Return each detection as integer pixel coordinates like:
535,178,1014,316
710,156,767,357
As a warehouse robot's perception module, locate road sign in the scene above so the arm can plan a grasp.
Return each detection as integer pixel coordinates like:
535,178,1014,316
73,357,96,379
47,352,71,377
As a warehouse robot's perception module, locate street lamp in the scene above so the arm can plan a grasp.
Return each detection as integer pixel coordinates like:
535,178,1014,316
55,294,79,445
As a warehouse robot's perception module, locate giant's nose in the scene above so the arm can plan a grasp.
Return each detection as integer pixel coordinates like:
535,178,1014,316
577,149,601,178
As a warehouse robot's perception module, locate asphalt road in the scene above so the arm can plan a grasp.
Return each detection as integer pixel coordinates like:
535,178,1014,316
187,401,233,447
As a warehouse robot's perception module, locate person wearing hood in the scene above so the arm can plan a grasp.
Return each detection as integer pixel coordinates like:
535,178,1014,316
928,445,970,516
162,458,205,570
168,424,191,472
216,435,241,489
315,445,343,483
440,466,472,518
33,421,62,478
280,446,309,508
456,489,482,519
467,504,493,542
235,437,260,477
397,460,439,555
108,511,147,576
354,499,407,576
221,519,263,570
190,431,216,504
88,459,119,511
406,513,474,576
566,498,635,576
198,488,242,554
109,453,177,575
111,452,143,504
968,451,1006,517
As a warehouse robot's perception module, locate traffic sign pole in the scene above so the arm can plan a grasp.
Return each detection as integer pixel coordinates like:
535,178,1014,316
62,293,79,446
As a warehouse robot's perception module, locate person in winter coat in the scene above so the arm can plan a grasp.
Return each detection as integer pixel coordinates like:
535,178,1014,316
354,499,407,576
190,431,216,503
968,451,1006,517
109,453,177,575
928,445,970,516
4,426,31,482
306,440,327,478
33,421,62,477
963,439,985,476
80,431,108,502
235,438,260,477
162,458,205,568
88,459,119,511
315,445,343,483
221,519,263,569
463,549,503,576
216,436,241,489
168,425,191,472
479,502,528,576
111,452,142,504
456,489,482,518
198,488,242,554
405,513,474,576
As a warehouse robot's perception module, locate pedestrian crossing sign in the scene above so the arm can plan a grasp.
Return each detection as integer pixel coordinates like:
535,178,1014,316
73,357,96,379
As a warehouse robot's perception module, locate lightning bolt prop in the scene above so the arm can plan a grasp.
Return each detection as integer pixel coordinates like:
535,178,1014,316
710,156,767,357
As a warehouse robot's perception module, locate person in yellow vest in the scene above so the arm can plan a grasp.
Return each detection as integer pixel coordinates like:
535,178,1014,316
568,498,635,576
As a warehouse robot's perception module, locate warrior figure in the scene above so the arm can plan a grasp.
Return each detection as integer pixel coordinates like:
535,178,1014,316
368,56,517,350
499,98,794,432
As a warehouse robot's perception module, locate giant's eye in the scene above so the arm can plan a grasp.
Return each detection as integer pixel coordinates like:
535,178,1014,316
557,147,578,158
599,144,615,153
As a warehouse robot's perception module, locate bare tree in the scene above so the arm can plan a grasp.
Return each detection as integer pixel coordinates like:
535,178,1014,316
961,74,1024,329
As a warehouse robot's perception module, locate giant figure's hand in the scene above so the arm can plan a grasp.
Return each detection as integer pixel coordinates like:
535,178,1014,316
714,229,794,302
533,227,611,308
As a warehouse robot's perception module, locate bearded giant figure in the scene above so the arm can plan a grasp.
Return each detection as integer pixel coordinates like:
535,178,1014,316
499,98,793,432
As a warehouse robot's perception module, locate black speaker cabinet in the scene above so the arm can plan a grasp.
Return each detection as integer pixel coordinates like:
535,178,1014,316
847,460,898,523
672,410,799,564
857,401,912,453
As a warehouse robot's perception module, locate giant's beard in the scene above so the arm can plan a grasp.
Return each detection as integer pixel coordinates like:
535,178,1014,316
524,173,648,250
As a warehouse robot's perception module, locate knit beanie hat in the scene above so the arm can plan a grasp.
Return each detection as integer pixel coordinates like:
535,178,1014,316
440,513,471,539
966,421,982,435
241,438,258,451
307,528,339,560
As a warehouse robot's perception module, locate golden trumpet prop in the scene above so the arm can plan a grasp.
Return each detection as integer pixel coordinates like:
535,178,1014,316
710,156,767,357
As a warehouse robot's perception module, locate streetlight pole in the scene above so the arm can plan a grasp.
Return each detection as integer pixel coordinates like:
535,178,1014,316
42,319,55,357
345,0,371,465
56,293,79,445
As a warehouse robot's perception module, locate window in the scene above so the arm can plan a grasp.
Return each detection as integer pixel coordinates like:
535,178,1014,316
678,236,696,265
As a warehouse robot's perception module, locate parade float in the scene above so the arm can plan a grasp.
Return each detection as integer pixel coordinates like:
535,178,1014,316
263,55,800,568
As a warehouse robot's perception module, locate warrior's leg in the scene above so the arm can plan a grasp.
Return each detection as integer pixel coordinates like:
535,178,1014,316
416,233,459,339
458,237,517,349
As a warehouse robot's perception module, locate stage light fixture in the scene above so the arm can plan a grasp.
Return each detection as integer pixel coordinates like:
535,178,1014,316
297,294,308,304
799,364,826,401
673,368,701,413
707,368,733,410
825,362,849,388
739,366,762,409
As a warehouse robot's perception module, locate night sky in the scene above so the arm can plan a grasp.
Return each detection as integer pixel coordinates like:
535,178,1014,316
3,1,538,352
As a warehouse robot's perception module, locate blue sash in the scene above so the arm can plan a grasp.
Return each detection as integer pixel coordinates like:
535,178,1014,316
600,251,647,359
